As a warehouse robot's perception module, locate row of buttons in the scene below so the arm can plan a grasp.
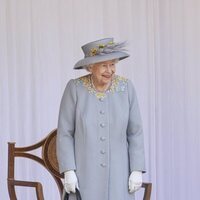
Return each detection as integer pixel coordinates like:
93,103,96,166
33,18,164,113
100,149,106,166
99,97,106,167
100,147,106,167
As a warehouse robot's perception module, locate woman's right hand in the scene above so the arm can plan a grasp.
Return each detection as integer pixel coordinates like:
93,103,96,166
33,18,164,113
64,170,79,193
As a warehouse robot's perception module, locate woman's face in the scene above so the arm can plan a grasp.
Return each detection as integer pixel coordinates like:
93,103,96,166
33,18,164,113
88,60,117,85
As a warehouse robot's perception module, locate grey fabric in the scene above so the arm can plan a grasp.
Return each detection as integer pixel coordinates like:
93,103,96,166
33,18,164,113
56,74,146,200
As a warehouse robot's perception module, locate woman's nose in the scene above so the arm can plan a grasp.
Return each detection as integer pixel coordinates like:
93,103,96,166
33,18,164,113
106,65,113,73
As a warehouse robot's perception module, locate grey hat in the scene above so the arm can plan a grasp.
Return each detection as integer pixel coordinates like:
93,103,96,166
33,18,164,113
74,38,130,69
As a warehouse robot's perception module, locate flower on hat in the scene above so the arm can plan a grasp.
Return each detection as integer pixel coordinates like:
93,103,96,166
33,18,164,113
89,48,98,56
98,44,105,48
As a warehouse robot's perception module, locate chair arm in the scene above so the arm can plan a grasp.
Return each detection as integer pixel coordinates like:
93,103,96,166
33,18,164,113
142,182,152,200
8,179,44,200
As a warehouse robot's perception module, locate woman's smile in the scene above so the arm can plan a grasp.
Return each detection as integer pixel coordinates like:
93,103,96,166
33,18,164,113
102,74,112,80
102,74,112,78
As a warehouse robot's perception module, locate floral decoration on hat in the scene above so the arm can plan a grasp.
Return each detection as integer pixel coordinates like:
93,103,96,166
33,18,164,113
88,41,127,57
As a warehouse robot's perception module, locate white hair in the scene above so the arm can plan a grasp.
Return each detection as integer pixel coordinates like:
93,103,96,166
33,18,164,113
85,64,94,72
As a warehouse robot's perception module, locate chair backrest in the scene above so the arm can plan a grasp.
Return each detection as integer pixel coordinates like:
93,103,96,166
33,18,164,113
7,129,152,200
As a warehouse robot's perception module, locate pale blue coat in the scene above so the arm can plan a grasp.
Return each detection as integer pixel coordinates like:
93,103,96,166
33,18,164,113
56,74,146,200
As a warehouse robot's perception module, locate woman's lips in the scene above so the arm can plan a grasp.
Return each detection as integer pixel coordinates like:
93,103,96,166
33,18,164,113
102,74,112,78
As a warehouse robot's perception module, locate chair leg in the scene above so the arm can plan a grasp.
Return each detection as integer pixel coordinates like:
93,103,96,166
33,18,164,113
35,182,44,200
142,183,152,200
7,180,17,200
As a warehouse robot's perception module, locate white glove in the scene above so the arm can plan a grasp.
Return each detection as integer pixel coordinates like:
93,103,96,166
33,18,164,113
128,171,143,193
64,170,79,194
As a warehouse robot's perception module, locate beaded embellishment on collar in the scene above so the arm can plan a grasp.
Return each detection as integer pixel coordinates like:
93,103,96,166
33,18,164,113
75,74,128,99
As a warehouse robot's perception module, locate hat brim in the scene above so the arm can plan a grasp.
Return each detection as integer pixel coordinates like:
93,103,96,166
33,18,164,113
73,51,130,69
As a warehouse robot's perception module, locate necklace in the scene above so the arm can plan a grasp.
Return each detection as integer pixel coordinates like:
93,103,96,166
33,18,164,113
90,74,112,93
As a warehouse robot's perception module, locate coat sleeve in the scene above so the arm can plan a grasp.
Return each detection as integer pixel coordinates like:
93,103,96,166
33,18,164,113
127,79,146,173
56,79,77,174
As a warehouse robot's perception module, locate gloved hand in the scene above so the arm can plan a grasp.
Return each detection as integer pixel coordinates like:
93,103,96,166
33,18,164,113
128,171,143,193
64,170,79,194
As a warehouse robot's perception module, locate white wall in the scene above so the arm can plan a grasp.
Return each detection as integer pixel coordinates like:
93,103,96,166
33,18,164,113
1,0,200,199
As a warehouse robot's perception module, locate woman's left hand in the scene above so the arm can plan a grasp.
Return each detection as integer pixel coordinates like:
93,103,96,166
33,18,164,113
64,170,79,194
128,171,143,193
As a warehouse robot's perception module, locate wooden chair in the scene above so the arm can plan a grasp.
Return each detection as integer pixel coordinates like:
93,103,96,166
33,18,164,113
7,129,152,200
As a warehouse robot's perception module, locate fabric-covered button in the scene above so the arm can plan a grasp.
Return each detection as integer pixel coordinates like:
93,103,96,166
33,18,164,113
99,97,104,102
100,150,106,154
100,110,105,114
100,123,105,128
100,163,106,167
100,136,106,141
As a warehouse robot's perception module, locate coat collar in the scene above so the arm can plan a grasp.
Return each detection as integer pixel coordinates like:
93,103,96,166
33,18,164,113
75,74,128,99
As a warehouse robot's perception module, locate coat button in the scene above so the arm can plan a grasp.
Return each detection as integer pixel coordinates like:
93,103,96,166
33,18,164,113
100,163,106,167
100,123,105,128
99,110,105,114
99,97,104,102
100,150,106,154
100,136,106,141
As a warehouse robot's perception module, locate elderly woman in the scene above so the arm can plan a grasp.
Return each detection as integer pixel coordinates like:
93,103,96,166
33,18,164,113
56,38,146,200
